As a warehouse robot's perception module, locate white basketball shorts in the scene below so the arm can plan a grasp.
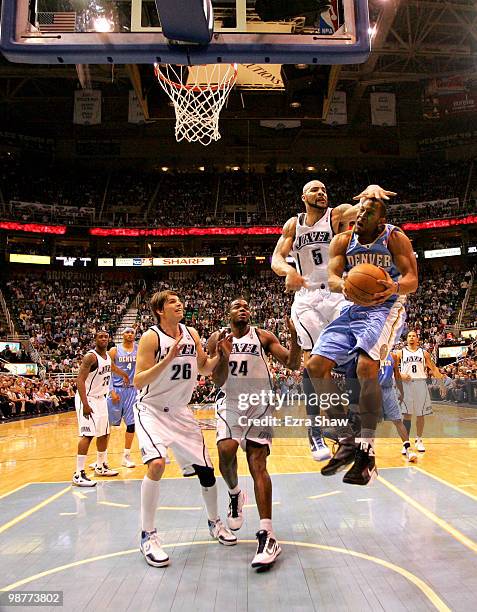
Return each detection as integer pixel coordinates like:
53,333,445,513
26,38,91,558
75,393,110,438
134,401,213,475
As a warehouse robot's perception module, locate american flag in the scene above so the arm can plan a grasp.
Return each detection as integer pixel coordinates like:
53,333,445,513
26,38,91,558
37,12,77,33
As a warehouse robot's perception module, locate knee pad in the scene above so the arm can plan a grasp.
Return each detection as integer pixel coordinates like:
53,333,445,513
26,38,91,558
126,424,135,434
193,464,216,488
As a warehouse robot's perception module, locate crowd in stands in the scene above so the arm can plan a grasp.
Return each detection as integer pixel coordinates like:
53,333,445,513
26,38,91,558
4,274,140,373
2,159,474,228
0,375,75,420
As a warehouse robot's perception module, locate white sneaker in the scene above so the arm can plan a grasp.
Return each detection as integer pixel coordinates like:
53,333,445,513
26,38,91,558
401,445,407,456
95,463,119,477
140,530,169,567
72,470,97,487
415,438,426,452
309,432,332,462
406,448,418,462
122,456,136,468
208,518,237,546
227,490,246,531
251,530,281,569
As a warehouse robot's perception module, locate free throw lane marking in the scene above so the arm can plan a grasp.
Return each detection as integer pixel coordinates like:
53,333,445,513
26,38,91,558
308,491,341,500
0,486,71,535
378,476,477,555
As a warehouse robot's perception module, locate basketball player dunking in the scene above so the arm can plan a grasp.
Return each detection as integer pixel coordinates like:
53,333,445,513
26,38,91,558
394,330,444,453
107,327,138,468
133,290,236,568
272,180,396,461
73,330,129,487
208,299,301,569
307,198,418,485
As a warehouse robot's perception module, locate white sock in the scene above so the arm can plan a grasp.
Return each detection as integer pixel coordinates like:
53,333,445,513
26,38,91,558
229,485,241,496
123,449,131,458
260,518,273,536
141,476,160,533
97,451,106,466
201,484,219,522
76,455,86,473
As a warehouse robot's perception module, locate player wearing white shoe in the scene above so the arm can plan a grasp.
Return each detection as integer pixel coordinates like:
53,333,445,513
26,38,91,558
272,180,396,460
134,290,236,567
108,327,138,468
395,331,444,453
208,299,301,569
73,330,129,487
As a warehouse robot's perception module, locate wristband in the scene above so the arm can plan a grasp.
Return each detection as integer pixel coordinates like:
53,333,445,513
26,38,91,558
394,281,400,295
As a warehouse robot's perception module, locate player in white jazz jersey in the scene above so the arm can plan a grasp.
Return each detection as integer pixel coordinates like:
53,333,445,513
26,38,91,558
208,299,301,570
134,290,236,568
394,330,445,453
73,330,129,487
272,179,396,460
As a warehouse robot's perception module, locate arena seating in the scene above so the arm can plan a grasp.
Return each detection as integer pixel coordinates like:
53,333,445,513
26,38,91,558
1,159,474,228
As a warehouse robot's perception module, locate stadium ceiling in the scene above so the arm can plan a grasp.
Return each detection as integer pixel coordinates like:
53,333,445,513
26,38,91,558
0,0,475,131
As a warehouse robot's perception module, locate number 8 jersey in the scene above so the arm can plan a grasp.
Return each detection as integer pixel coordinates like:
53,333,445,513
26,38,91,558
289,209,334,293
138,323,198,409
400,347,427,379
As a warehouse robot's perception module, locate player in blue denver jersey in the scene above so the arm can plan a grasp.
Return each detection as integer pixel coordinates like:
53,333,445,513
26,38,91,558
108,327,138,468
379,352,417,462
308,197,418,485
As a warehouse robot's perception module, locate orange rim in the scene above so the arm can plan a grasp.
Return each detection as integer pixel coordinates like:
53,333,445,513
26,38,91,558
154,63,238,93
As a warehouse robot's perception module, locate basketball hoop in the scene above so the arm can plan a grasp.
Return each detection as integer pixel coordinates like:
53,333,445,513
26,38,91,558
154,63,238,146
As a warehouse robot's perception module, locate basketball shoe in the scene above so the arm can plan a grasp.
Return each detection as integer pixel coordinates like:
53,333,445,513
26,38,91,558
321,436,356,476
251,530,281,569
140,530,170,567
308,428,332,462
227,490,246,531
95,463,119,477
342,442,377,486
72,470,97,487
122,455,136,468
208,518,237,546
415,438,426,452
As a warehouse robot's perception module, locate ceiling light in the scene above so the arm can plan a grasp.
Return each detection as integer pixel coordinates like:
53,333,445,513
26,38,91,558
93,17,113,32
290,101,301,108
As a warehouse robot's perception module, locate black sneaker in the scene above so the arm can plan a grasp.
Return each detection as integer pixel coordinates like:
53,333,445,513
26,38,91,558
320,436,357,476
251,530,281,569
343,443,378,486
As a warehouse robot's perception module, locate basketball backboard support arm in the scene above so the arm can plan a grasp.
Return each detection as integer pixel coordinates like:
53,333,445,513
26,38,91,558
0,0,370,65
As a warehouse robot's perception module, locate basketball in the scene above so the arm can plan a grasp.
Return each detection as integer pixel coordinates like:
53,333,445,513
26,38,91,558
344,263,388,305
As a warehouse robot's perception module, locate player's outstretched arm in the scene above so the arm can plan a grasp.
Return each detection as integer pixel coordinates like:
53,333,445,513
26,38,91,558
333,185,397,233
257,321,301,370
76,352,97,416
271,217,307,292
207,330,232,386
134,329,181,388
327,233,349,294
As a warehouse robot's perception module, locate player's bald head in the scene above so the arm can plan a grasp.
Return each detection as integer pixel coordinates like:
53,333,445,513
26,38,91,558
302,179,325,194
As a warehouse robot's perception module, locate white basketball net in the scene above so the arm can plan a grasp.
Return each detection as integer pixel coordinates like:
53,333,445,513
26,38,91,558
154,63,238,146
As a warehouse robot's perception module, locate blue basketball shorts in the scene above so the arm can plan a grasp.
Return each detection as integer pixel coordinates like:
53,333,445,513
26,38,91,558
381,385,402,421
311,299,406,365
107,386,137,426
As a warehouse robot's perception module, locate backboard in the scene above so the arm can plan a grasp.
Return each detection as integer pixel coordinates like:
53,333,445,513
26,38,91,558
0,0,370,65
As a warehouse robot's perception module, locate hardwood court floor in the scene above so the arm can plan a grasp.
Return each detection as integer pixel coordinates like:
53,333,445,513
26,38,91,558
1,403,477,496
1,404,477,611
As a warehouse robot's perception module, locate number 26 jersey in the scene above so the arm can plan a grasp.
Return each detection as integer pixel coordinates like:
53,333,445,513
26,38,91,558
138,324,198,409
